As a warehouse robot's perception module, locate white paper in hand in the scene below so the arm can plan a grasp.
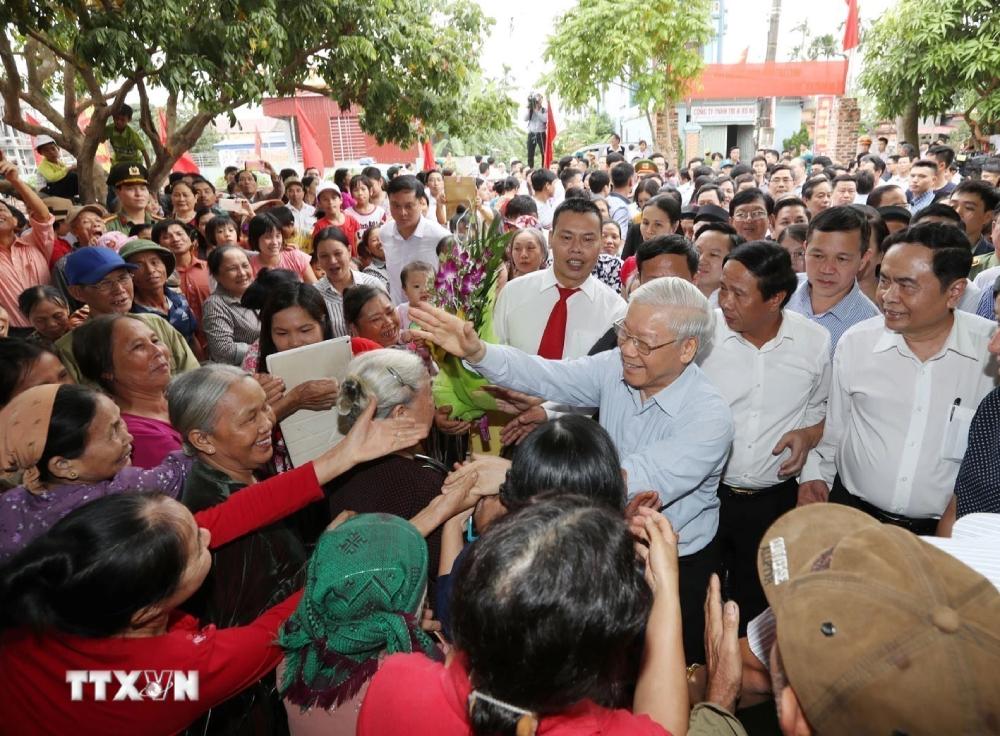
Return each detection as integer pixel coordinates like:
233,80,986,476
265,336,353,467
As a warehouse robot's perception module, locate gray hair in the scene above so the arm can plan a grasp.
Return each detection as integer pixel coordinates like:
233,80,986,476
510,227,549,265
167,364,251,453
629,276,715,354
337,349,429,433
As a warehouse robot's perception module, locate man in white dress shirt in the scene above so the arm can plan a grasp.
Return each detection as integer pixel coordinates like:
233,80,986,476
799,222,998,532
699,240,831,625
381,175,451,305
493,197,627,442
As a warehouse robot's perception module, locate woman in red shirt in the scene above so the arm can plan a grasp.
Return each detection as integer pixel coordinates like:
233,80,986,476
0,400,426,736
358,496,689,736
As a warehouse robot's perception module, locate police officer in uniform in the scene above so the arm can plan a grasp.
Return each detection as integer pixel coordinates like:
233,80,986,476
104,162,160,234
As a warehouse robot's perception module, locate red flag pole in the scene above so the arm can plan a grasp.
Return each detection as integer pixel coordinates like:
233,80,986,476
543,99,557,168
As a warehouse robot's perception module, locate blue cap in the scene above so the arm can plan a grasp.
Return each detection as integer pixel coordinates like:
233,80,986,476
65,247,138,286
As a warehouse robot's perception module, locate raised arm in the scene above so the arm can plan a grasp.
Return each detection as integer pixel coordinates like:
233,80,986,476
633,509,689,736
410,302,608,408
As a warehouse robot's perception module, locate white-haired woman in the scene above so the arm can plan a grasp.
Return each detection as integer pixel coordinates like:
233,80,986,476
506,227,548,281
328,349,454,600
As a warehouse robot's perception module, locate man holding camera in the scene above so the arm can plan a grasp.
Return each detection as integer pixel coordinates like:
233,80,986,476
525,93,547,169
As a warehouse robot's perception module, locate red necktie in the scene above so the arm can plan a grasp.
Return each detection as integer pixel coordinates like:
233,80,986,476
537,286,580,359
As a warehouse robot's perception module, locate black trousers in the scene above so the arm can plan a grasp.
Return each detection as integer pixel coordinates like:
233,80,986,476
527,131,546,169
718,479,798,634
678,537,720,665
829,476,938,535
41,171,79,200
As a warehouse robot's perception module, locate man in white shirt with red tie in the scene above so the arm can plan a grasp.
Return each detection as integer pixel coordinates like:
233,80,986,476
492,197,627,440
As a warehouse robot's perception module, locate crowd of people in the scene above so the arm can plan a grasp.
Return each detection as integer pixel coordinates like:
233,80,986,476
0,105,999,736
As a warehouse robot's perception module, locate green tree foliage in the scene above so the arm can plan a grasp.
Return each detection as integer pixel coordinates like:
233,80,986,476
859,0,1000,148
553,110,615,157
542,0,713,165
782,123,811,154
0,0,515,201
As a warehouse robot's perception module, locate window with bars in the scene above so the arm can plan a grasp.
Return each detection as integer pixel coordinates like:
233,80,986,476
328,114,367,160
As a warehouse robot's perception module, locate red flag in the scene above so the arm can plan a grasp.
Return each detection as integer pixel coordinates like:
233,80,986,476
422,138,436,171
294,101,324,172
843,0,859,51
158,108,200,174
543,100,557,168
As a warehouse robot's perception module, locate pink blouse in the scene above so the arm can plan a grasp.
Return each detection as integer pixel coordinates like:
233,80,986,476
249,249,313,281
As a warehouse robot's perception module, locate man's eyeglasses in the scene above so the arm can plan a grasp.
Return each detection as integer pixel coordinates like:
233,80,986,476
86,272,133,294
613,319,677,356
732,209,769,222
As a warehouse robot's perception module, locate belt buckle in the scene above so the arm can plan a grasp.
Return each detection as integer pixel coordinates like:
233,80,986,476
728,485,756,496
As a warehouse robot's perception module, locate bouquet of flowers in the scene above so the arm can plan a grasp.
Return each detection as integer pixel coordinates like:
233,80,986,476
428,210,513,437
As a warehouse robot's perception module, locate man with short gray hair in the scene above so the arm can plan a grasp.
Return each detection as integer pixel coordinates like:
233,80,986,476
409,278,734,664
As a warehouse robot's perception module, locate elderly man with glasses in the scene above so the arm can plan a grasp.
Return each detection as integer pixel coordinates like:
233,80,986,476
409,277,734,666
54,247,199,384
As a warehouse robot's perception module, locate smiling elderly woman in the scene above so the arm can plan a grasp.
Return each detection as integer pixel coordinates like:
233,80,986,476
169,364,307,626
0,383,191,562
202,244,260,365
167,362,426,733
0,383,426,736
73,314,182,469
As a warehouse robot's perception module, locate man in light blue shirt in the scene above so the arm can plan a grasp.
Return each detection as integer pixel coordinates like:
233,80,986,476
786,206,879,355
410,277,734,663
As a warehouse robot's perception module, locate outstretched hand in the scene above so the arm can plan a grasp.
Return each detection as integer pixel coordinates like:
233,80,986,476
632,507,679,598
408,303,486,362
703,573,742,713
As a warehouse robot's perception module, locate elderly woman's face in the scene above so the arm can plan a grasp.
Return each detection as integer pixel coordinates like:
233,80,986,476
171,184,196,214
198,377,275,474
510,232,544,276
53,393,133,482
215,249,254,295
110,318,171,394
353,293,400,347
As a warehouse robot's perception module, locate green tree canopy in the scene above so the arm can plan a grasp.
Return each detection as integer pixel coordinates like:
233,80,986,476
859,0,1000,148
0,0,515,200
553,109,615,157
542,0,713,165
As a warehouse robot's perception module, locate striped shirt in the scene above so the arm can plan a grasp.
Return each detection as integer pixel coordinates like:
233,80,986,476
202,287,261,365
747,512,1000,668
785,276,879,357
315,271,387,338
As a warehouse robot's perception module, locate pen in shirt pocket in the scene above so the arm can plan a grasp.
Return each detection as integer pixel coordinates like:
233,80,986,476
950,398,961,421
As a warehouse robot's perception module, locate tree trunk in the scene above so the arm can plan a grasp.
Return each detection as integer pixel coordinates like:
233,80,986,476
654,104,677,170
77,111,112,204
901,99,919,147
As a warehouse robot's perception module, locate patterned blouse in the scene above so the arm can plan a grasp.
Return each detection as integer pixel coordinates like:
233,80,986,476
0,451,192,562
131,287,199,345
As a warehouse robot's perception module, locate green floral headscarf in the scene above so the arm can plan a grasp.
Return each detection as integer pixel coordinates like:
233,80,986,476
278,513,438,710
